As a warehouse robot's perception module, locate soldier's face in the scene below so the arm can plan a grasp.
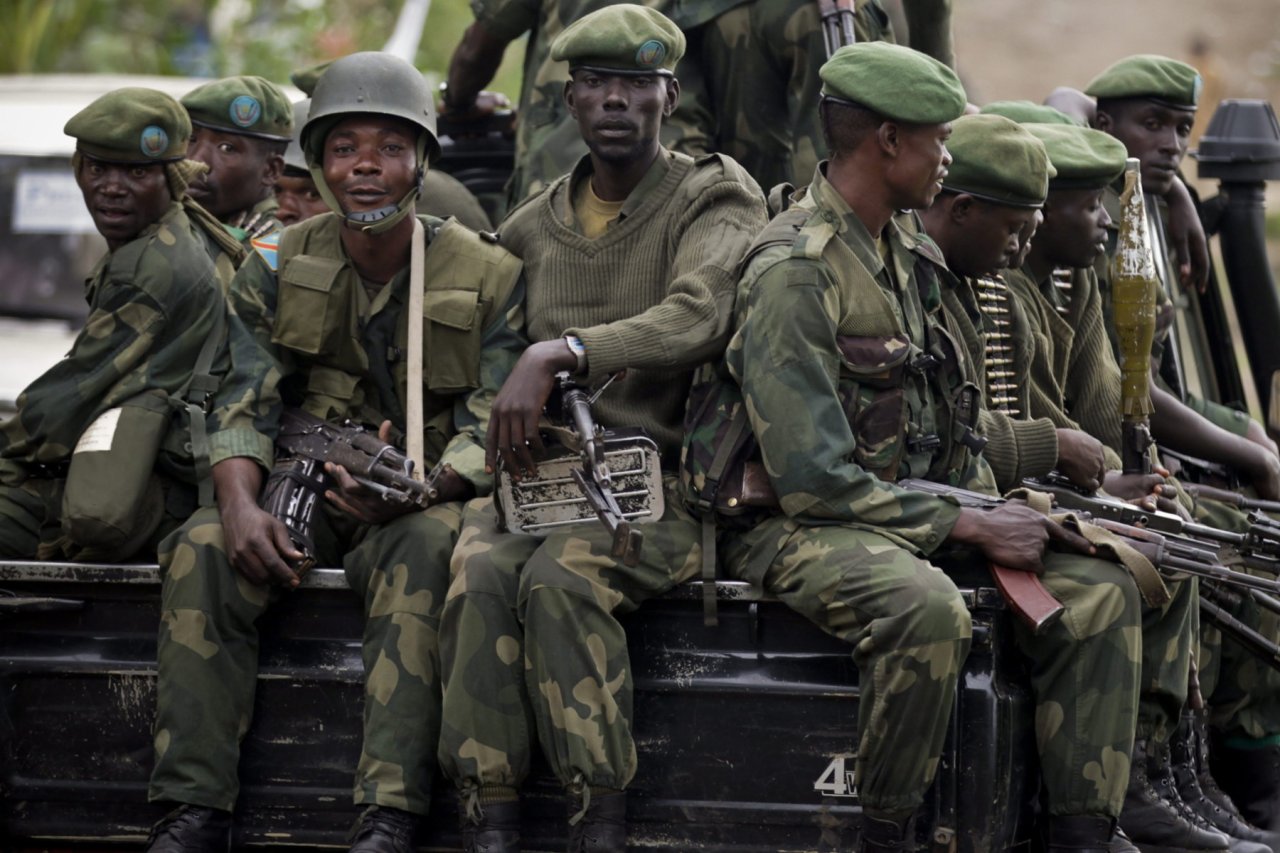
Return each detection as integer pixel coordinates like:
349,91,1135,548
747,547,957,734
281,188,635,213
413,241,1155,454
76,156,171,250
321,116,420,215
886,121,953,210
186,126,282,220
953,198,1039,277
1039,188,1111,269
1096,100,1195,196
274,171,328,226
565,70,676,165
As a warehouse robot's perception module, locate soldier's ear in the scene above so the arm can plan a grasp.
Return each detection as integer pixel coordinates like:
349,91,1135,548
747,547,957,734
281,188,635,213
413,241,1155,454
663,78,680,116
564,79,577,119
949,194,974,223
261,152,285,188
877,121,900,158
1094,109,1114,133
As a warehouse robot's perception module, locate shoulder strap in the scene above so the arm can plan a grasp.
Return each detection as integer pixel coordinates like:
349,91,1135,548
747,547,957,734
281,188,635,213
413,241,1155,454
178,298,228,507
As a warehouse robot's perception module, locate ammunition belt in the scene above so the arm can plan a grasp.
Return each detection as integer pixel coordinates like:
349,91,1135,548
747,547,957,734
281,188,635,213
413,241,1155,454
975,275,1021,417
1051,267,1074,317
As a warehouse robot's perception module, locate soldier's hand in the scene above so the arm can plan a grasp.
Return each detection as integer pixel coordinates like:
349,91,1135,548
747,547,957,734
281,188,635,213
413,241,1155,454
1246,445,1280,502
948,503,1095,574
485,340,578,478
221,499,302,588
1103,469,1169,508
1055,429,1107,492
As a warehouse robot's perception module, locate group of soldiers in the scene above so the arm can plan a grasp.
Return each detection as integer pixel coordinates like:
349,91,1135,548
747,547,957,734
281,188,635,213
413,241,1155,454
0,1,1278,852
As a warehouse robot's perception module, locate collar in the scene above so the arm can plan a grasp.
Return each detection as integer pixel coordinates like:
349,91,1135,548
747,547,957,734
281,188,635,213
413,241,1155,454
558,147,675,229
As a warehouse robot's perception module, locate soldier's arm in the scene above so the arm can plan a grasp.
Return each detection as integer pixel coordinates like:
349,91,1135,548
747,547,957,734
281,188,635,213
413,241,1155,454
1061,270,1126,455
566,172,767,376
0,265,191,459
206,256,290,472
901,0,955,69
732,260,960,556
443,0,538,113
441,274,529,498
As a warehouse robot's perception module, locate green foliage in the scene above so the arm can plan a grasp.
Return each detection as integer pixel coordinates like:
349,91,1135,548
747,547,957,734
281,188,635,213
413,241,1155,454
1,0,524,100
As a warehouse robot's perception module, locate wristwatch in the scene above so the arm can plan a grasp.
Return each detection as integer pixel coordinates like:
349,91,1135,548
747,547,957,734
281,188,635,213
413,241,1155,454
564,334,588,375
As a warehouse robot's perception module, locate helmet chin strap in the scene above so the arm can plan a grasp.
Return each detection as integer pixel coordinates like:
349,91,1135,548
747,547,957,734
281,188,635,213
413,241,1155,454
309,133,428,235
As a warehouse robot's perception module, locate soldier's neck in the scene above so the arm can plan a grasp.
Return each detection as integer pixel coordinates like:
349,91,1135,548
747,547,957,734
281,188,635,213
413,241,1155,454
1024,247,1056,285
826,156,894,239
340,215,414,284
589,144,659,203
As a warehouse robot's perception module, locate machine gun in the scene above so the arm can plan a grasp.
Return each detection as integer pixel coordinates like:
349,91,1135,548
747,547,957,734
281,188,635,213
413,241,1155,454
496,373,663,567
259,408,448,573
818,0,857,58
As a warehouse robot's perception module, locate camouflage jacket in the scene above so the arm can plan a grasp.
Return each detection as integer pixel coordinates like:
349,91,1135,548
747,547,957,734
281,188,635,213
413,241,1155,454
207,212,527,494
723,166,995,555
0,202,225,480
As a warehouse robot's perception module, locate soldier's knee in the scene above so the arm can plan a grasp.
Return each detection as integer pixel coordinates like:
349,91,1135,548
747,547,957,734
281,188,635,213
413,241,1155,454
885,565,972,649
446,552,519,605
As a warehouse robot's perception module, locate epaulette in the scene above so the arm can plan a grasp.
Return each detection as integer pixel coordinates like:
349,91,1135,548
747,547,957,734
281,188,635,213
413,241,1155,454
251,230,281,272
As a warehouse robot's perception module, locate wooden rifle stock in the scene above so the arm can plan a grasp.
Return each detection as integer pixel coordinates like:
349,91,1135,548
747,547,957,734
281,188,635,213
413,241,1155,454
989,563,1065,633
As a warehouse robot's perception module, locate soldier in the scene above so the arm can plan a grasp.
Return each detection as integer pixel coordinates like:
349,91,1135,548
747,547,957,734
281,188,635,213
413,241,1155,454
437,6,766,851
144,53,527,853
181,76,293,248
1085,55,1280,838
0,88,225,563
711,43,1143,852
273,99,330,226
291,61,494,231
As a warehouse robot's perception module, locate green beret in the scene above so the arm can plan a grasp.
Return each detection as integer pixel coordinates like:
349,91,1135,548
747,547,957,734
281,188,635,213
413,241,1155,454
942,114,1054,208
1084,54,1201,110
181,76,293,141
820,42,966,124
64,87,190,164
980,100,1081,127
290,61,333,98
551,4,685,75
1023,123,1129,190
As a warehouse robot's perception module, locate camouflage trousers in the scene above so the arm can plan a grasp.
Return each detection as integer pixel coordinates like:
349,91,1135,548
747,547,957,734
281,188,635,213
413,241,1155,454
438,478,701,796
721,516,1141,819
1136,575,1196,745
695,0,893,194
1194,497,1280,740
148,500,462,815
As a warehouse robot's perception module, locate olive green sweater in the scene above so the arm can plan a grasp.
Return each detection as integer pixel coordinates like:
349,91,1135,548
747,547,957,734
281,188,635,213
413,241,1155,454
499,148,766,460
1005,263,1125,465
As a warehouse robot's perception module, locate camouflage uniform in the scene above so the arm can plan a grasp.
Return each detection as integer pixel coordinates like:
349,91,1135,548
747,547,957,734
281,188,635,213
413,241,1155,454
716,167,1141,818
439,148,765,802
148,212,527,816
0,201,225,559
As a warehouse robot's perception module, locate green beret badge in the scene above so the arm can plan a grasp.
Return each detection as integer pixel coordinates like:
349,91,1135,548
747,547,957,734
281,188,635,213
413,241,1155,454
139,125,170,158
636,39,666,69
229,95,262,129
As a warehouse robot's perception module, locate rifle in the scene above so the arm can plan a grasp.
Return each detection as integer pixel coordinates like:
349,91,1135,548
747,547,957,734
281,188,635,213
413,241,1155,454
1199,581,1280,674
495,373,663,568
818,0,857,58
260,408,448,572
1182,482,1280,516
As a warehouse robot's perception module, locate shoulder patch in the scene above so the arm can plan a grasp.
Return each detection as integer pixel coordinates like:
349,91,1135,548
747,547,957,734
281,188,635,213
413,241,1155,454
251,231,280,272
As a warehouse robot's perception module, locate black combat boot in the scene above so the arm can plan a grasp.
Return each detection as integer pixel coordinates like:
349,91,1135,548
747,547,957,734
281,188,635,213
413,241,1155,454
858,813,915,852
1110,827,1141,852
459,798,521,853
1194,718,1280,851
1149,737,1254,852
1172,716,1279,852
1046,815,1115,852
347,805,421,853
145,804,232,853
1118,737,1230,851
566,788,626,852
1209,728,1280,833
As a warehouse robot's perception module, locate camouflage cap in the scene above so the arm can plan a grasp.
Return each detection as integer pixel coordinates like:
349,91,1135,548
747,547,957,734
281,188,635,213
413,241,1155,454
942,115,1054,208
820,42,966,124
1084,54,1202,110
1024,123,1129,190
64,87,191,164
551,4,685,76
181,76,293,141
980,100,1081,127
290,60,333,98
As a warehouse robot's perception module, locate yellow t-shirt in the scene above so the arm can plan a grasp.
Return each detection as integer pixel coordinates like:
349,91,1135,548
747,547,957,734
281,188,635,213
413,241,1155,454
574,178,625,240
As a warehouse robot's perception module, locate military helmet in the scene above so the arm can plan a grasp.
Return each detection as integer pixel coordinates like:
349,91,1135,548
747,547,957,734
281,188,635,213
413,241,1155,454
283,99,310,174
302,51,440,166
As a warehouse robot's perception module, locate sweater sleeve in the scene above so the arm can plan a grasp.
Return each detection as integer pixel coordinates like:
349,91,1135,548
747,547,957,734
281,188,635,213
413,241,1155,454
567,174,767,375
1064,270,1125,457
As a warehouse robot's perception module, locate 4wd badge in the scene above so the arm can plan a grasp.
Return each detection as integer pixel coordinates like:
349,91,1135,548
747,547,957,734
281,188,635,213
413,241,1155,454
814,755,858,799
